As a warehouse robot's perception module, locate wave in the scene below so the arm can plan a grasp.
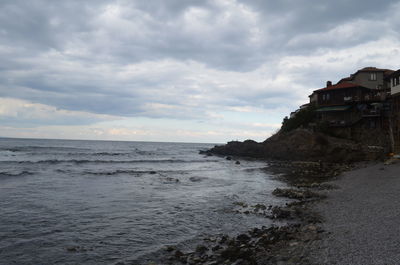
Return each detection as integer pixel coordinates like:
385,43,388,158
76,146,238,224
0,146,90,152
2,159,218,165
0,171,34,177
84,170,159,176
83,169,193,176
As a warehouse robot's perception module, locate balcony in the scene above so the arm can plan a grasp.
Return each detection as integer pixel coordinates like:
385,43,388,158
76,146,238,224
362,109,381,117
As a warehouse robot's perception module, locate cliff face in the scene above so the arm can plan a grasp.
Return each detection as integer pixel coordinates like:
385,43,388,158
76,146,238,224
207,129,384,163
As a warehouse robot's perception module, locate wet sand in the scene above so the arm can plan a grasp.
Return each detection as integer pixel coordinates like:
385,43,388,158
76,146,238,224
311,162,400,265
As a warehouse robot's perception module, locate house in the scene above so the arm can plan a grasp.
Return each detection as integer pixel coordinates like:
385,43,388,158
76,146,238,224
388,70,400,152
337,67,394,90
312,81,377,107
389,69,400,96
307,67,394,145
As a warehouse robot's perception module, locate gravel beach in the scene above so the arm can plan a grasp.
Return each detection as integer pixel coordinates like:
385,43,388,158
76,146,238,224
311,162,400,265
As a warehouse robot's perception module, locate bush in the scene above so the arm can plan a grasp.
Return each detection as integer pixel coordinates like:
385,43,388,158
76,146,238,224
281,105,317,133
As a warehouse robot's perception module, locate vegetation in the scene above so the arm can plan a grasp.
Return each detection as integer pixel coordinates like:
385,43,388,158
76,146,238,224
280,105,317,133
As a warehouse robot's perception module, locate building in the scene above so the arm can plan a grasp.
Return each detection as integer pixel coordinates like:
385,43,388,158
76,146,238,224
337,67,394,90
307,67,394,146
388,70,400,152
311,81,384,128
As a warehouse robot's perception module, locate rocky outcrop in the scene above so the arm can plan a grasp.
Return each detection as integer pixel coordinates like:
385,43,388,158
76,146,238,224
206,129,385,163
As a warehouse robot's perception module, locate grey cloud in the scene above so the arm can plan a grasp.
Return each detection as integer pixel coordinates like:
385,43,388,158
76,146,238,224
0,0,399,127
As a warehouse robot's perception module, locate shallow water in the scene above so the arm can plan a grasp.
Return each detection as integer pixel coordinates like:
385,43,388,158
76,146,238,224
0,138,288,265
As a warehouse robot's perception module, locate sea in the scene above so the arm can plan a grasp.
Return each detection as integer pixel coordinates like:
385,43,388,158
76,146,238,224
0,138,289,265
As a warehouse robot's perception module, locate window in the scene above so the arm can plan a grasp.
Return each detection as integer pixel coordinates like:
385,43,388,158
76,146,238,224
322,94,326,100
394,76,400,86
326,93,330,100
369,120,376,129
370,73,377,81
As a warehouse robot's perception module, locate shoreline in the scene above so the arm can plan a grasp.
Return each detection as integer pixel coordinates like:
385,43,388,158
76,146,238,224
162,160,352,265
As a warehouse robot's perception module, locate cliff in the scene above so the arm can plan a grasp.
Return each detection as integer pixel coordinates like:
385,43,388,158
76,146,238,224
206,129,385,163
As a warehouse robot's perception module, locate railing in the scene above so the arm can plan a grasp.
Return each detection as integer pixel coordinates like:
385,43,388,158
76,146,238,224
362,109,381,117
327,116,363,127
328,120,351,127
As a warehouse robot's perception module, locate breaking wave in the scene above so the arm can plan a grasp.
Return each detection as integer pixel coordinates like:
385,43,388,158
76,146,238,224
2,159,218,165
0,171,34,177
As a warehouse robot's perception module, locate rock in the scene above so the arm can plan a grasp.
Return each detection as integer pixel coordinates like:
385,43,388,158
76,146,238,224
236,234,250,242
235,161,240,165
253,203,266,211
206,129,377,163
66,246,78,252
220,245,241,260
204,261,219,265
226,156,232,160
219,235,229,244
165,245,176,252
195,245,208,254
233,201,248,208
272,188,324,200
189,176,203,182
174,250,185,258
149,171,157,174
212,245,222,251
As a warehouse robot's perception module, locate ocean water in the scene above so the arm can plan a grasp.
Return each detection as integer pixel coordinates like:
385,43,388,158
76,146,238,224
0,138,288,265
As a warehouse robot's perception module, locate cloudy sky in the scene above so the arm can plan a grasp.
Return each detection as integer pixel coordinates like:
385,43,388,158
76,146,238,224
1,0,400,143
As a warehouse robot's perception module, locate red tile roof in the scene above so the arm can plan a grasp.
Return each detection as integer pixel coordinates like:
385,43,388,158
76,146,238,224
313,82,365,93
359,67,391,72
357,67,394,77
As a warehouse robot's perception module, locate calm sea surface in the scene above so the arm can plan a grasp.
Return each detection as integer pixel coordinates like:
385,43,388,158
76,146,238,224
0,138,288,265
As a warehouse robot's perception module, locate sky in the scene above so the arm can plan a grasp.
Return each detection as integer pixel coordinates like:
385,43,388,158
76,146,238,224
1,0,400,143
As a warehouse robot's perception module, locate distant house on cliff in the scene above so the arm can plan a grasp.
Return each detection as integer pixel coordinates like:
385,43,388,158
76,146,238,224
308,67,394,146
337,67,394,90
388,69,400,152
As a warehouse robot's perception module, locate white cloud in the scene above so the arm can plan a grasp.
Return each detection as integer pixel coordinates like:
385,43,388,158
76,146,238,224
1,0,400,142
0,98,116,126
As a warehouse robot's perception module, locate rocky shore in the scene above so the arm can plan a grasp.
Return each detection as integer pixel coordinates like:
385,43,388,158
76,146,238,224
161,161,352,265
202,129,385,163
156,127,389,264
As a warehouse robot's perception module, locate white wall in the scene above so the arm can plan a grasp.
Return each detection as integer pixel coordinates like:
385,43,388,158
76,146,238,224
391,77,400,95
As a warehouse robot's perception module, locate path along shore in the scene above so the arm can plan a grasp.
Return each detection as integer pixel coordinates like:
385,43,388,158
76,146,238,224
310,162,400,265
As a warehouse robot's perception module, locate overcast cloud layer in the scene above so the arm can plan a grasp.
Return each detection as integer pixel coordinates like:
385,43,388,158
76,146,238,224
1,0,400,142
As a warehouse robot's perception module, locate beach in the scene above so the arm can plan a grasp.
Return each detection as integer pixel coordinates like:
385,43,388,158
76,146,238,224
310,162,400,265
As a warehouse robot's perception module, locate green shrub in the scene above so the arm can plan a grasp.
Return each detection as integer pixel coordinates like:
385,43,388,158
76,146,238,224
281,105,317,133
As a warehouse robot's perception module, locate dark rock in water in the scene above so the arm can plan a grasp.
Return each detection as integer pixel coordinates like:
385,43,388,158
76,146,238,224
219,235,229,244
165,245,176,252
149,171,157,174
164,177,179,183
66,246,78,252
272,188,324,200
226,156,232,160
195,245,208,254
235,161,240,165
220,245,241,260
212,245,222,251
199,150,213,156
189,176,204,182
174,250,184,258
236,234,250,242
211,140,266,159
